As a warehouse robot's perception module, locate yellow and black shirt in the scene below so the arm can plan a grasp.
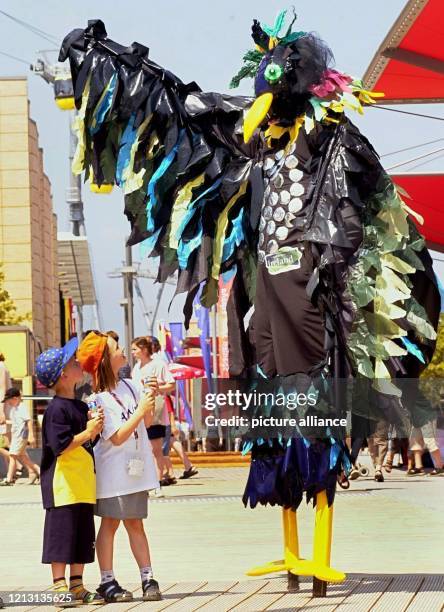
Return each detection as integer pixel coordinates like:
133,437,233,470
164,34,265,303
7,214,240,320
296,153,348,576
40,396,96,508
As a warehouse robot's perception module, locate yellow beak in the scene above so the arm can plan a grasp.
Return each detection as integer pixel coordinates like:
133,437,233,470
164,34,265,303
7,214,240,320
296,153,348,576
243,92,273,144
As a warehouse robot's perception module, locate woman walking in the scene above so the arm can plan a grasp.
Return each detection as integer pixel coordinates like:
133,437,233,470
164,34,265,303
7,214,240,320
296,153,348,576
78,331,161,602
131,337,175,495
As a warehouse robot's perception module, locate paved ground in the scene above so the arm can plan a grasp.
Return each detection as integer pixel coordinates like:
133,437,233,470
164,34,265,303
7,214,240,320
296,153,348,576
0,457,443,610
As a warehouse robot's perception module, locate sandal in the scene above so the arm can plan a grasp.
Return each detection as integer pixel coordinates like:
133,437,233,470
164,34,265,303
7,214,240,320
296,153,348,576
0,479,14,486
429,468,444,476
337,473,350,489
406,468,426,477
142,578,162,601
374,470,384,482
179,467,198,479
96,579,133,603
78,591,104,605
348,467,360,481
383,460,393,473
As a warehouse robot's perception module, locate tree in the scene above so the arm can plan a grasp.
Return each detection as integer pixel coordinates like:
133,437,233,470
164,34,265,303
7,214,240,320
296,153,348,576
0,264,28,325
421,313,444,406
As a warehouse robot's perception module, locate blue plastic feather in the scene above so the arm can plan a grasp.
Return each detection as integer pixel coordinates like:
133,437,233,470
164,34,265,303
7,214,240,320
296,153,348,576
222,209,244,263
175,178,222,241
221,265,237,283
146,130,185,232
116,114,137,185
400,337,426,364
177,220,203,269
242,440,253,455
90,73,118,135
139,227,162,258
256,364,268,379
329,442,341,470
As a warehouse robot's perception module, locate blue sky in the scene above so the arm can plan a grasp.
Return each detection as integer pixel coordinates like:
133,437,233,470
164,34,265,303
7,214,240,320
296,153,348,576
1,0,442,338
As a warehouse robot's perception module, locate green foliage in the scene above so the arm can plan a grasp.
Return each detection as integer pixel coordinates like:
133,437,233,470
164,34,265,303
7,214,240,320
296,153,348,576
420,314,444,407
0,265,28,325
421,314,444,382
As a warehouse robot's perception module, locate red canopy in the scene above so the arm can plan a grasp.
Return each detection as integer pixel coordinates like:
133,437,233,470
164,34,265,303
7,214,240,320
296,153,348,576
174,355,206,370
391,172,444,252
364,0,444,103
168,362,204,380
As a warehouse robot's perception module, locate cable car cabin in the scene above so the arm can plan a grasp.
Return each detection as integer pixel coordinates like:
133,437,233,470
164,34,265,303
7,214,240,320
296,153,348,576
54,76,75,110
90,182,113,194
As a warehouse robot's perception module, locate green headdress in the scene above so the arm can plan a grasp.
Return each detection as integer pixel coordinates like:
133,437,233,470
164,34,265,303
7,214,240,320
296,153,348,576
230,9,306,89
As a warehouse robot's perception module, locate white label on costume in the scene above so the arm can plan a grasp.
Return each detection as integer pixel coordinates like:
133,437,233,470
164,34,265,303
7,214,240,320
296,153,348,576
264,246,303,275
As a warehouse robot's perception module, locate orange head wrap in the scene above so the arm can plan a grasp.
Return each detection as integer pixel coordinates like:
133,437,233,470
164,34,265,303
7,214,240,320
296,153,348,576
77,331,108,380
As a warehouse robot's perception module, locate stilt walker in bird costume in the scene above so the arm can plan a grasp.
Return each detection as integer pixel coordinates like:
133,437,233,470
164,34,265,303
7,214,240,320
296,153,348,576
60,9,440,597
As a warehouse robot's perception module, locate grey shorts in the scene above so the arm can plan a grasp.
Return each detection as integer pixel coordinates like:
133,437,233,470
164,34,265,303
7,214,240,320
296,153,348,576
95,491,148,520
9,437,27,456
410,420,439,453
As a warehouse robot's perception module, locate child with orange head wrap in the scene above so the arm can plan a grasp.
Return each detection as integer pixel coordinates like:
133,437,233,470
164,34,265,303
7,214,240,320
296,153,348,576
77,331,162,603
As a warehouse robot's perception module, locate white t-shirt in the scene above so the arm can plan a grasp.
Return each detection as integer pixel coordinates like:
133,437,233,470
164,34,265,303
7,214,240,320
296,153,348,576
132,359,175,426
93,379,158,499
10,402,30,440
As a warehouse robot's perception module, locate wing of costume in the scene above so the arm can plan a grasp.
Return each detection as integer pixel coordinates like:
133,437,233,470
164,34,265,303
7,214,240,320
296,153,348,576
59,19,258,316
60,10,441,595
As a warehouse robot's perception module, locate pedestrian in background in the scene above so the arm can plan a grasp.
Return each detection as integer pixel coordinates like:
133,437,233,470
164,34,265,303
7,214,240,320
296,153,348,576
0,353,12,444
162,397,198,483
408,419,444,476
131,336,175,497
0,388,39,486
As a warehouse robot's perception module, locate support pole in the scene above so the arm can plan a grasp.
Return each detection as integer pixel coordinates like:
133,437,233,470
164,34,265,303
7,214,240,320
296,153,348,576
122,242,134,367
67,111,85,236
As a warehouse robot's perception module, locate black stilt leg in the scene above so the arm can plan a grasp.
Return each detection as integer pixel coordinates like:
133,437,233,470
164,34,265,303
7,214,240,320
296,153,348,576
312,577,327,597
287,571,300,592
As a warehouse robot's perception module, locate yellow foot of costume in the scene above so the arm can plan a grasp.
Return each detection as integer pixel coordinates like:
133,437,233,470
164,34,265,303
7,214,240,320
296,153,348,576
247,557,345,583
246,494,346,594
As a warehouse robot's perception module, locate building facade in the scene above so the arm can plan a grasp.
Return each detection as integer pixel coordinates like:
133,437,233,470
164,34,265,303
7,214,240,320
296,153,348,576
0,77,60,349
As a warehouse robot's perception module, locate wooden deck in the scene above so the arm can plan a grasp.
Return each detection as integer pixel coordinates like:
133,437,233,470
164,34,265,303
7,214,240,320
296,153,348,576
3,575,443,611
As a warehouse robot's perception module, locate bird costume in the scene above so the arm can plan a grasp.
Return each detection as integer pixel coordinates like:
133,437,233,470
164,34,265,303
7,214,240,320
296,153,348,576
60,9,440,596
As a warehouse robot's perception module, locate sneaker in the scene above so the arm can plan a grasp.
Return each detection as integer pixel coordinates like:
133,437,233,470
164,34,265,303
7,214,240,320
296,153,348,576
96,579,133,603
179,467,198,479
142,578,162,601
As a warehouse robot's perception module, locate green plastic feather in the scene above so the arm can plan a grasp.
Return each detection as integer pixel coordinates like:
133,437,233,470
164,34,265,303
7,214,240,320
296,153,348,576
261,10,287,38
229,49,264,89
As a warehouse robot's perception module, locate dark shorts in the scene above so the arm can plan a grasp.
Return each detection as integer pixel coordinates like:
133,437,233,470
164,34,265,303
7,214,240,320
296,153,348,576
42,503,95,564
147,424,166,440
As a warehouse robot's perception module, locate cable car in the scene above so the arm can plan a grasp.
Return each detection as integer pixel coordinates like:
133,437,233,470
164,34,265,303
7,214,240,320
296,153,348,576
54,75,75,111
